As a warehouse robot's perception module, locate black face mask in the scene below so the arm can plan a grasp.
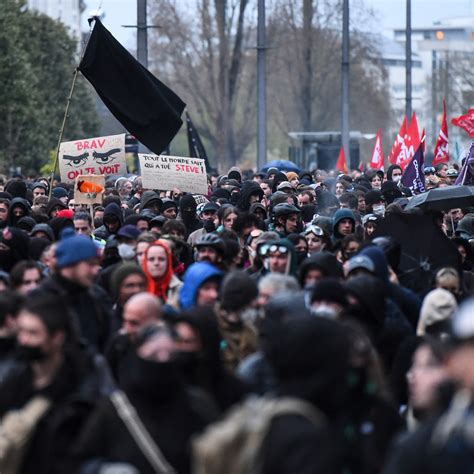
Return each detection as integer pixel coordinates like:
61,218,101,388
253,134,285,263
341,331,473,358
0,250,15,272
174,351,200,381
203,220,216,232
295,250,308,265
16,344,47,362
120,352,181,402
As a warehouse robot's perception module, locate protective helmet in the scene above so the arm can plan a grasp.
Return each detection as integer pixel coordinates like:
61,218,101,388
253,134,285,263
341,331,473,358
272,203,300,219
195,233,226,255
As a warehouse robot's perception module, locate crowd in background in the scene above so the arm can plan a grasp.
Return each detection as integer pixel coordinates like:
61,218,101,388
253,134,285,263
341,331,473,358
0,162,473,473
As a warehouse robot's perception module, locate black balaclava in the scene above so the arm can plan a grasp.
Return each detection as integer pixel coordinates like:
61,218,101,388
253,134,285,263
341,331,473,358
179,194,197,227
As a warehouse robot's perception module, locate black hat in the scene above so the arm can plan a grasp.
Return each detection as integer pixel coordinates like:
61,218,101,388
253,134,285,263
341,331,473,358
220,271,258,311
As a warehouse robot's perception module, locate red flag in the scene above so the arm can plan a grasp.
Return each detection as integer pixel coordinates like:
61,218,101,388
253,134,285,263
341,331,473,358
336,147,348,173
451,109,474,138
389,116,407,165
397,112,420,171
370,129,385,170
433,100,449,166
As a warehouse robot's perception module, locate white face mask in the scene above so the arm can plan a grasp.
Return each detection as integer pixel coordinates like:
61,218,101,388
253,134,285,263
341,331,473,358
392,175,401,183
373,204,385,217
311,304,338,319
118,243,136,260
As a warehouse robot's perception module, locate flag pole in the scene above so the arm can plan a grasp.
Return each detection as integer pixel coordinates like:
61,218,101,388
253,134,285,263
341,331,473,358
48,18,97,199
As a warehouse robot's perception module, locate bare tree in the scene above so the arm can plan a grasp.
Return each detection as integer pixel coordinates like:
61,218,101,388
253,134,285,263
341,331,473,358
149,0,255,171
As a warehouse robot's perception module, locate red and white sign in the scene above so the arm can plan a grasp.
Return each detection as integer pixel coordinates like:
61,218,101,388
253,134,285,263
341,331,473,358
59,133,127,183
369,129,384,170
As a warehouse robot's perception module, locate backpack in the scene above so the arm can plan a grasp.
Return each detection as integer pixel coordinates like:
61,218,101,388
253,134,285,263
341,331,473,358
193,396,324,474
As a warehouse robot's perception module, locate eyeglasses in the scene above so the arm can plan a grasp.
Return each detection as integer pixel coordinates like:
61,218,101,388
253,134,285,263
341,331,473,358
302,225,324,237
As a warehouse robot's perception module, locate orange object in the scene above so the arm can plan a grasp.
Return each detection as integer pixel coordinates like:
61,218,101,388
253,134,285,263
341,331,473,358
77,180,103,194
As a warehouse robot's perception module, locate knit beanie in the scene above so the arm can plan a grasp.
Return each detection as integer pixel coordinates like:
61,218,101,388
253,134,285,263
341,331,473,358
52,187,68,199
110,263,146,300
220,271,259,311
55,228,100,268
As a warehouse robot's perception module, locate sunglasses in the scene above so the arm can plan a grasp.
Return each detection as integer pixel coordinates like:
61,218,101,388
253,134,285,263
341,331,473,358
302,225,324,237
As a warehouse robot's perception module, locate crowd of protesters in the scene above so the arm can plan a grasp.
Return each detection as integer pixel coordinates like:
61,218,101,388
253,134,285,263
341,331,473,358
0,161,474,473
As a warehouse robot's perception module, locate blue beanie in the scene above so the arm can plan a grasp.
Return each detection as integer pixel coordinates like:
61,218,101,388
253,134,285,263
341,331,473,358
56,228,100,269
52,187,68,199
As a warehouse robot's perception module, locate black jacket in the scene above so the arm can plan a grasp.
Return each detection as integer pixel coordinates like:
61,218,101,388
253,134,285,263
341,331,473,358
33,274,113,352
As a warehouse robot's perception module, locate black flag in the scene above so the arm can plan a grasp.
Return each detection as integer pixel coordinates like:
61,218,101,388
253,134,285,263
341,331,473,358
79,19,185,155
186,111,213,171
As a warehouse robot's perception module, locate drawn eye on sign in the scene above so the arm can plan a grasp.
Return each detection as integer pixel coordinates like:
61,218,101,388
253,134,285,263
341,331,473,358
59,134,127,183
63,152,89,168
92,148,121,165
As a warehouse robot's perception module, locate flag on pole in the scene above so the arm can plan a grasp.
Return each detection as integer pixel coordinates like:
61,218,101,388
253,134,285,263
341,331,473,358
397,112,420,171
336,147,348,173
186,111,212,171
421,128,426,153
369,129,384,170
433,100,449,166
455,141,474,185
451,109,474,138
389,116,407,165
401,144,425,194
79,19,186,155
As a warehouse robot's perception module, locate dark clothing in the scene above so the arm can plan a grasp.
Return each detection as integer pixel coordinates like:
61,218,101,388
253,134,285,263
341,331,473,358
105,332,133,383
385,414,474,474
261,414,339,474
33,274,113,352
94,202,123,240
76,354,214,474
0,351,109,474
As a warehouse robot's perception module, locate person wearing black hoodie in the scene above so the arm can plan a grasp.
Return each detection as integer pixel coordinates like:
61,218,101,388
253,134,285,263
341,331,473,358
7,197,30,227
94,202,123,240
172,307,249,412
179,194,202,238
236,181,264,212
76,325,215,474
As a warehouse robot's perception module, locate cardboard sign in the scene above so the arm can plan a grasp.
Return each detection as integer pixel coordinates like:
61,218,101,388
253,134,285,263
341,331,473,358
59,134,127,183
139,154,208,194
74,175,105,204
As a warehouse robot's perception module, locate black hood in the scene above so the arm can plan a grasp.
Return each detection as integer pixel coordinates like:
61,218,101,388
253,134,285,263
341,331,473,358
236,181,264,212
264,317,352,419
7,197,30,226
299,252,343,286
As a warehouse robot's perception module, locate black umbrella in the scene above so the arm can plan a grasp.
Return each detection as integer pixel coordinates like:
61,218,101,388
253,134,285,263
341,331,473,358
405,185,474,212
373,213,461,294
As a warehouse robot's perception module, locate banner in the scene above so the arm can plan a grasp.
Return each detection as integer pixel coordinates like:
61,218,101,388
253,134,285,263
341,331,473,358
451,109,474,138
74,175,105,204
59,133,126,183
455,141,474,185
369,129,384,170
433,100,449,166
139,154,208,194
401,144,425,195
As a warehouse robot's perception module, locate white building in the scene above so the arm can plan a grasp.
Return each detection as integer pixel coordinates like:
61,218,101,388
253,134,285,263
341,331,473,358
393,17,474,156
27,0,83,42
377,36,425,134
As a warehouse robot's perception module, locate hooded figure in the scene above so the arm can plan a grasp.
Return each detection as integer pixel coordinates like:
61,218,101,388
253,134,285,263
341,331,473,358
332,209,356,242
416,288,457,336
179,194,202,237
139,190,163,215
7,197,30,227
173,307,249,411
0,227,30,272
142,240,182,309
299,252,343,288
236,181,264,212
94,202,123,240
45,197,67,219
179,262,223,310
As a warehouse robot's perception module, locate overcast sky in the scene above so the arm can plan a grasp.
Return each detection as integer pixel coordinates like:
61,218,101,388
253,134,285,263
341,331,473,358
83,0,474,50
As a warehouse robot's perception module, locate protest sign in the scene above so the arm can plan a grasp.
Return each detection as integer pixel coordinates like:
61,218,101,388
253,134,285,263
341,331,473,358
74,175,105,205
59,133,127,183
139,154,208,194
